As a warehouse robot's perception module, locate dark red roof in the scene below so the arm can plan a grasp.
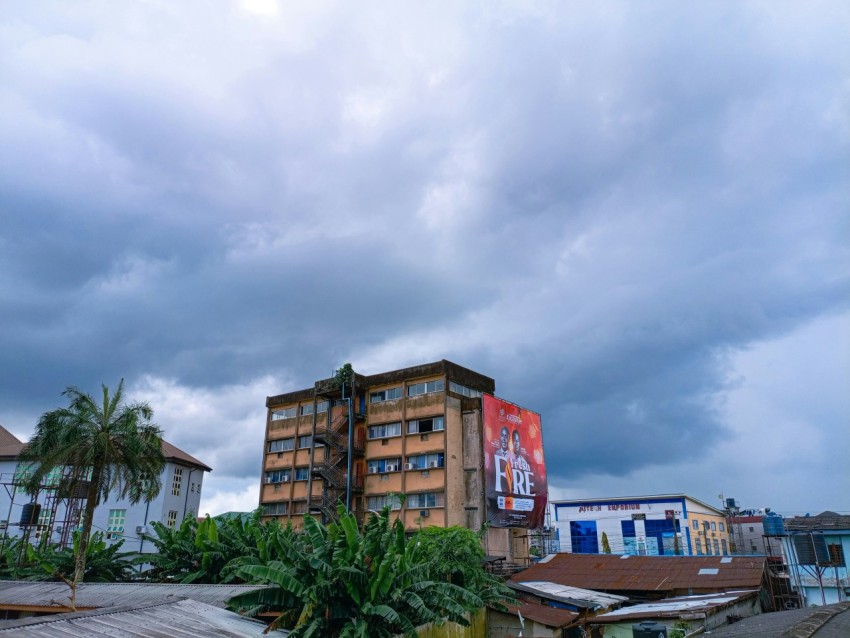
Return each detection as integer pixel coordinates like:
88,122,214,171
500,601,577,628
161,441,212,472
0,425,210,472
510,554,766,594
0,425,22,447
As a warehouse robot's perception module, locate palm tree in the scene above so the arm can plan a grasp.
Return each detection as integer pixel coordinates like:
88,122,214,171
19,380,165,608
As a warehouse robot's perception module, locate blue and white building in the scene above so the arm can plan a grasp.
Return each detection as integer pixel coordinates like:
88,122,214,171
551,494,731,557
780,511,849,606
0,424,211,556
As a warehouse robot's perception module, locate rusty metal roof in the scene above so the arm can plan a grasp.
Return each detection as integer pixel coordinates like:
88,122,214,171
0,598,288,637
500,601,578,629
510,554,766,594
0,581,268,610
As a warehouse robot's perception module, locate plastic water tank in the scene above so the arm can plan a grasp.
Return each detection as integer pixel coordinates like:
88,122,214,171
763,512,785,536
632,621,668,637
19,503,41,526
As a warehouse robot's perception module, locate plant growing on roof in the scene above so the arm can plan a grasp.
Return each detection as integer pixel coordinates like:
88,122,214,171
333,363,354,388
19,380,165,609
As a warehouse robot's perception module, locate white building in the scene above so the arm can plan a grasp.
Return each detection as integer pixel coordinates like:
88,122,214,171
0,424,211,555
551,494,731,556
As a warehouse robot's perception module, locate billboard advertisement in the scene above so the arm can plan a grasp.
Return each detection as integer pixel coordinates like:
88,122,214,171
483,394,547,528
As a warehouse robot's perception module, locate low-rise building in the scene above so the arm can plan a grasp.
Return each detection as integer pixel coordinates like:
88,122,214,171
551,494,731,556
509,553,769,602
780,511,850,606
0,424,210,554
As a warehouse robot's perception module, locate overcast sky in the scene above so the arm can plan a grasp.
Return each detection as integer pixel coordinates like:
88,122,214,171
1,1,847,519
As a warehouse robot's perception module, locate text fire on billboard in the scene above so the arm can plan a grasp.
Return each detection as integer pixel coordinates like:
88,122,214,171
483,394,547,528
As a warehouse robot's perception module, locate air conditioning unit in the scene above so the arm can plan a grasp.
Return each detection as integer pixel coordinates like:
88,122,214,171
404,463,415,471
136,525,148,534
368,467,380,474
385,464,397,472
419,510,430,517
429,461,439,468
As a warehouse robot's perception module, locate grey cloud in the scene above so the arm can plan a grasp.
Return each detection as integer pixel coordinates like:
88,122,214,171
0,1,847,511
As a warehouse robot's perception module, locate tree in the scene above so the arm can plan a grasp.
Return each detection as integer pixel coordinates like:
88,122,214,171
19,380,165,608
229,506,498,637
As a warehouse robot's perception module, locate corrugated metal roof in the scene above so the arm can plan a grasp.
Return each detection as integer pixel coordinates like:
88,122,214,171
706,600,850,637
0,581,269,610
0,598,288,637
509,554,766,593
500,601,577,628
509,581,628,609
785,511,850,531
591,590,759,622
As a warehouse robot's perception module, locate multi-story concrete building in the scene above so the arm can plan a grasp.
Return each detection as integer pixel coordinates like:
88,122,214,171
0,424,210,555
551,494,731,556
727,514,784,556
260,360,547,561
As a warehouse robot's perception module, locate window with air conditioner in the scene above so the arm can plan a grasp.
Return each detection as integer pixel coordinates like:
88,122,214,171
405,453,444,470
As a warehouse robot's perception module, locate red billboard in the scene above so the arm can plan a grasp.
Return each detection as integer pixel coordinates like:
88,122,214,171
483,394,547,528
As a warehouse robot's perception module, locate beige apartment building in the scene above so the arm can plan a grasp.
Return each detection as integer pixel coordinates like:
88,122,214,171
259,360,540,560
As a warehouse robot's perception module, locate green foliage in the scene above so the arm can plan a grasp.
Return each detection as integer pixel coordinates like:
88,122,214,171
412,526,514,609
601,531,612,554
228,507,513,637
334,363,354,387
17,380,165,602
139,509,298,584
0,532,133,584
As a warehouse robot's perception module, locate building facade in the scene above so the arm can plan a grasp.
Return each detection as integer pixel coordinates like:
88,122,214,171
780,511,849,606
260,360,545,560
727,514,784,556
551,494,731,556
0,425,210,555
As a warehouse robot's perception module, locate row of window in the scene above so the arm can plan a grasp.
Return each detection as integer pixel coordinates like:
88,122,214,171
272,379,483,418
366,492,445,511
367,453,445,474
105,508,182,539
267,435,315,453
448,381,483,398
264,467,311,484
370,380,446,403
263,501,307,516
691,519,726,532
271,401,331,421
694,538,728,556
368,416,444,439
265,451,446,484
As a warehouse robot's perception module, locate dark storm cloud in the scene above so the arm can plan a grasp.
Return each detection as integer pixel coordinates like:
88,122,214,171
0,1,847,510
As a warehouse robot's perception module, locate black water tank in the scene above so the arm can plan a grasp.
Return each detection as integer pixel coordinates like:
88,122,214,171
632,621,668,638
19,503,41,526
